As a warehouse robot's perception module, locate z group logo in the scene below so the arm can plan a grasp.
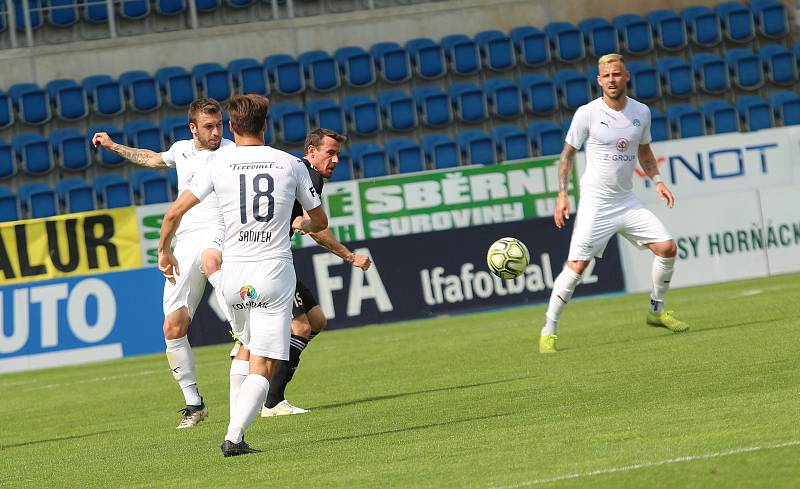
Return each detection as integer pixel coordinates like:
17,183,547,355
616,138,630,152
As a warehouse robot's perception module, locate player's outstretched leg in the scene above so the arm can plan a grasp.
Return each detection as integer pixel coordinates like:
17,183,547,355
646,255,689,332
539,265,582,353
223,373,268,457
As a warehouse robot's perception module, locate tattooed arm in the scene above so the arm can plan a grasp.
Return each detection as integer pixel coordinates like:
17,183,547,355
554,143,577,229
638,143,674,208
91,132,166,168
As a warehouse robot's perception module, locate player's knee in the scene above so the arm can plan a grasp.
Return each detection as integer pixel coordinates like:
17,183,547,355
291,316,312,338
308,306,327,332
566,260,588,276
653,240,677,258
163,309,190,339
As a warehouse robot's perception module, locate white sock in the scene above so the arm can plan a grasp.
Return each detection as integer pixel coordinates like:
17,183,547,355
542,266,582,335
226,374,269,444
207,271,233,323
650,255,675,313
165,336,202,406
229,359,250,419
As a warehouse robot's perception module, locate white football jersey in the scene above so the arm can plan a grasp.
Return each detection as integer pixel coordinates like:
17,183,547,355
162,138,233,236
566,97,651,200
188,145,321,262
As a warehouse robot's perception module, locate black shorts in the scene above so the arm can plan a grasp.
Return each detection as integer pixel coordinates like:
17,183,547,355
292,279,319,318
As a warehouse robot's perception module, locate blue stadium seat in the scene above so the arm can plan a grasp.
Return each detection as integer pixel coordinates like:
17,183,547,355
50,128,91,172
125,120,162,152
613,14,654,56
0,187,21,222
544,22,585,63
131,169,171,204
527,121,563,156
155,0,186,15
349,143,389,178
195,0,221,13
441,34,481,76
222,113,234,141
667,104,704,138
13,133,53,176
334,46,376,88
405,38,446,79
518,74,557,115
385,138,425,174
759,44,797,86
342,95,381,136
736,95,773,131
377,90,417,132
579,17,619,57
448,82,488,123
715,2,755,43
751,0,788,38
657,57,694,98
626,61,660,102
0,90,13,128
329,151,354,182
298,50,340,92
119,71,161,112
9,83,51,125
484,78,522,119
647,10,687,51
83,0,109,22
692,53,730,94
19,183,58,219
155,66,197,108
265,54,305,95
228,58,270,95
457,130,495,165
47,0,79,27
421,134,460,169
270,103,308,144
14,0,43,30
650,108,671,141
700,100,739,134
769,91,800,126
45,79,88,121
492,125,530,162
57,179,95,213
192,62,232,102
586,66,601,99
509,25,550,67
160,116,191,146
119,0,150,19
681,6,722,47
475,30,516,71
167,167,178,195
725,48,763,90
306,98,346,135
554,69,591,110
89,124,127,167
413,86,452,127
82,74,125,116
0,138,17,180
94,175,133,209
370,42,412,84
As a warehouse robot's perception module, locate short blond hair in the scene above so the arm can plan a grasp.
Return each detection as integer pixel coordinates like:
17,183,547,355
598,53,625,66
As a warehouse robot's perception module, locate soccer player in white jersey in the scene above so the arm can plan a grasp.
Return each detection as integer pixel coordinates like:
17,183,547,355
539,53,689,354
92,98,233,428
157,94,328,457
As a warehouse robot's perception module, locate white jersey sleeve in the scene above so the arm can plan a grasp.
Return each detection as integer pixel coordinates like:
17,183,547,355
639,106,653,145
565,105,591,150
293,160,321,211
161,142,178,168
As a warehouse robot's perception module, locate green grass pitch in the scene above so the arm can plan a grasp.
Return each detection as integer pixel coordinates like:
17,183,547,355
2,273,799,488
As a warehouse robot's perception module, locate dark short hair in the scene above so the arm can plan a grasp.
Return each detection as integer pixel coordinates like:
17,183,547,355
226,94,270,137
187,98,222,124
304,128,347,152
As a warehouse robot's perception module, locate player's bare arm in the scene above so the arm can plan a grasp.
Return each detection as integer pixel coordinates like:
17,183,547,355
303,209,372,270
294,206,328,235
91,132,166,168
555,143,577,229
158,191,201,283
638,144,674,208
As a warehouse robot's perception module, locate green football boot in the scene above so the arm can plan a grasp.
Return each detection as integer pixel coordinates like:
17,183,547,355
539,334,558,353
646,310,689,332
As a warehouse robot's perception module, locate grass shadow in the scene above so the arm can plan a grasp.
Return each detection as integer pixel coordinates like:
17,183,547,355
1,430,119,450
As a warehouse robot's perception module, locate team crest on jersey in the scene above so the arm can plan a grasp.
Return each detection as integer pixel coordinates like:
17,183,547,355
239,285,256,300
633,119,641,127
616,138,630,152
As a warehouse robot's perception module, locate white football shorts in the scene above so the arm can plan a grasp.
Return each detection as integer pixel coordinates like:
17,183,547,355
568,193,672,261
162,227,225,317
221,259,295,361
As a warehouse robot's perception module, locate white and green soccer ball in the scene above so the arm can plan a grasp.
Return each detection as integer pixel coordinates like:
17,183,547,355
486,237,530,279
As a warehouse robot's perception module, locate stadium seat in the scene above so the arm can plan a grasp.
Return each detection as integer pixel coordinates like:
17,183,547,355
715,2,755,43
329,151,354,182
228,58,270,95
83,0,110,22
650,108,671,141
0,90,13,128
334,46,376,88
586,66,601,99
298,50,340,92
57,178,95,213
475,30,516,71
155,66,197,108
19,183,58,219
349,143,389,178
0,138,17,180
667,104,704,138
306,98,346,135
370,42,412,84
725,48,763,90
194,0,221,13
125,120,163,152
132,169,171,204
47,0,79,27
160,116,192,146
554,69,591,110
89,124,127,167
561,116,574,137
518,74,557,115
509,25,550,67
647,10,687,51
385,138,425,173
736,95,773,131
167,166,178,194
413,86,452,127
82,74,125,116
457,130,495,165
192,62,233,101
492,125,530,162
613,14,654,56
579,17,619,57
657,57,694,98
9,83,51,125
50,128,91,172
119,71,161,112
13,133,53,176
265,54,305,95
681,6,722,47
421,134,460,169
448,82,488,123
46,79,88,121
119,0,150,19
441,34,481,76
94,175,133,209
527,121,563,156
271,103,308,144
342,95,381,136
769,91,800,126
759,44,797,86
691,53,730,94
155,0,186,15
0,187,21,222
483,78,523,119
750,0,788,38
377,90,417,132
405,38,446,79
544,22,585,63
700,100,739,134
626,61,660,102
13,0,43,30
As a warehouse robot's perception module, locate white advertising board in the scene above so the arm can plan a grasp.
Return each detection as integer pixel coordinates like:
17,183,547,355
758,184,800,276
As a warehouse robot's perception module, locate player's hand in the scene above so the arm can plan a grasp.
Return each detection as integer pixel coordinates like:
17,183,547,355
655,182,674,208
158,251,180,284
91,132,113,149
351,254,371,271
554,192,571,229
291,215,308,235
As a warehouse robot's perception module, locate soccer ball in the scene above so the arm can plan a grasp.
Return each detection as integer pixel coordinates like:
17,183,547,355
486,237,530,279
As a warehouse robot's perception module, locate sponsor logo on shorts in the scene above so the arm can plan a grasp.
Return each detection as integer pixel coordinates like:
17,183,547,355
239,285,256,300
234,284,268,309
